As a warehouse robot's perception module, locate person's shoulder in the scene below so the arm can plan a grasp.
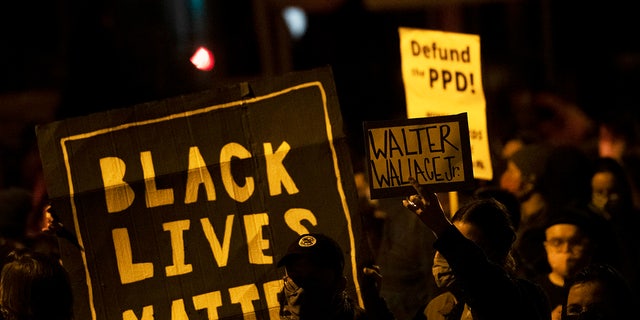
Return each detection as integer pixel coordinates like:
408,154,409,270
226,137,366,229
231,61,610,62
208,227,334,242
425,290,462,319
516,277,546,295
356,304,397,320
514,277,552,320
354,306,368,319
357,301,397,320
354,305,373,320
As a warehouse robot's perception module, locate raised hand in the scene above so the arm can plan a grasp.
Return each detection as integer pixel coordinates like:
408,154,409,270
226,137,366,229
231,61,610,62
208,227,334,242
401,177,452,237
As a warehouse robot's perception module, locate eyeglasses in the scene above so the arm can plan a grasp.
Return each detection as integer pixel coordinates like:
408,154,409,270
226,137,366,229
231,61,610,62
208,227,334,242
544,237,589,253
564,307,606,320
563,314,605,320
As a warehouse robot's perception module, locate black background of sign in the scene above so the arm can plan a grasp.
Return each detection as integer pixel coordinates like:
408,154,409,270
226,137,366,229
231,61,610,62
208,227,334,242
36,66,362,319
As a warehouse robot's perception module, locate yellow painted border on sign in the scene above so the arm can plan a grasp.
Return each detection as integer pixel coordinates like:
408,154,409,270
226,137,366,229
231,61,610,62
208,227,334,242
57,81,363,318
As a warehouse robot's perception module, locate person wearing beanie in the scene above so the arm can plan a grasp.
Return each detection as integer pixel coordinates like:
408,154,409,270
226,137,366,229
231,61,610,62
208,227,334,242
500,143,553,225
504,145,552,197
532,206,599,320
500,143,555,280
510,145,599,281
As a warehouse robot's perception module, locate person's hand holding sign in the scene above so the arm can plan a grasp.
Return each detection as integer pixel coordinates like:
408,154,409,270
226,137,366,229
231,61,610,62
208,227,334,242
402,177,452,238
401,176,553,319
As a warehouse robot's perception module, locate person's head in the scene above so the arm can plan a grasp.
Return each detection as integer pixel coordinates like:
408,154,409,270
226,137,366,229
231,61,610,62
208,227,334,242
0,248,73,320
597,116,639,161
276,233,347,318
500,144,553,200
562,264,633,320
452,198,517,266
433,198,517,288
590,157,634,221
537,146,594,209
474,185,522,230
543,207,595,284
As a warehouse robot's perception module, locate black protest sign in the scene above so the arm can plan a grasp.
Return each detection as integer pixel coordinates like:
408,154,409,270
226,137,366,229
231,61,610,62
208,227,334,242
36,67,361,320
364,113,474,199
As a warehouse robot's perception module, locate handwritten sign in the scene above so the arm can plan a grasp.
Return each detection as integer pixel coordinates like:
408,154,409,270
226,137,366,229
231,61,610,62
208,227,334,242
364,113,474,199
36,67,362,320
399,27,493,181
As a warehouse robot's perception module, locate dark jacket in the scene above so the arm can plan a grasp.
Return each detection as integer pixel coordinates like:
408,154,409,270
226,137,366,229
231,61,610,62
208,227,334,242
433,225,551,320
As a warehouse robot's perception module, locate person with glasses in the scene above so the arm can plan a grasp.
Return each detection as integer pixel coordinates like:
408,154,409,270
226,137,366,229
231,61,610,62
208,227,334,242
562,263,635,320
532,206,603,320
588,157,640,302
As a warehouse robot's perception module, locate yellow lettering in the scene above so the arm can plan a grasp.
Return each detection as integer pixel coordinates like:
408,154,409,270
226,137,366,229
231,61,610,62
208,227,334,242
283,208,317,235
263,280,284,320
163,220,193,276
220,143,254,202
200,215,234,267
171,299,188,320
244,213,272,264
122,305,154,320
121,281,283,320
100,157,135,213
112,228,153,284
141,151,174,208
263,142,298,196
185,146,216,204
229,284,260,320
193,291,223,319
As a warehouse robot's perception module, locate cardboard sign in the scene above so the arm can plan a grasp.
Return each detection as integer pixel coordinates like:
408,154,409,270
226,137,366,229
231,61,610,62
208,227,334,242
36,67,362,320
364,113,474,199
399,27,493,181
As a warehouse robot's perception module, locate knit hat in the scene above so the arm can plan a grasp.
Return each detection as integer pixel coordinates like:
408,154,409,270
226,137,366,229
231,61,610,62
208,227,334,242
277,233,345,274
544,206,597,238
509,144,553,185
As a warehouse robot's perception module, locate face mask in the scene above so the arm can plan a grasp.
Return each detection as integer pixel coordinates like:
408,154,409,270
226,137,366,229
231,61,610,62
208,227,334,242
432,252,456,288
278,275,349,319
279,276,304,319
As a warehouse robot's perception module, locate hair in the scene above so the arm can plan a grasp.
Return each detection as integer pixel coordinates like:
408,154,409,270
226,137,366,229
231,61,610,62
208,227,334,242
592,156,635,213
474,186,522,230
0,248,73,320
451,198,517,271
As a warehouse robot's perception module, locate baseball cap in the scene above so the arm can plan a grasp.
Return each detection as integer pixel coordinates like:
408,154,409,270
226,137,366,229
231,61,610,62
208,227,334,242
277,233,345,273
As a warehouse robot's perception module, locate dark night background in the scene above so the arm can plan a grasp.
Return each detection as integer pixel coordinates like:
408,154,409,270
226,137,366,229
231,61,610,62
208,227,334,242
2,0,639,189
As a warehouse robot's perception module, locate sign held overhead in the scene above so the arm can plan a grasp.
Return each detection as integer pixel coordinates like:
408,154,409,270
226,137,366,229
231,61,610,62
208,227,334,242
364,113,474,199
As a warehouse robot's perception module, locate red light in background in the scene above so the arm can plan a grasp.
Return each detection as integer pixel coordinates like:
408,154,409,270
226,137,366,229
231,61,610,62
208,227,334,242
190,46,214,71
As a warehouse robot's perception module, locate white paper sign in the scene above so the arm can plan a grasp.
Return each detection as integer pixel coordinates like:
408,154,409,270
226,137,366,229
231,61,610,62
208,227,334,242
399,27,493,181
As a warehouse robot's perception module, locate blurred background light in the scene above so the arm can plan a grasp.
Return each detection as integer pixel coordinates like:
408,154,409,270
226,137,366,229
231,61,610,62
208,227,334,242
282,6,308,40
190,46,214,71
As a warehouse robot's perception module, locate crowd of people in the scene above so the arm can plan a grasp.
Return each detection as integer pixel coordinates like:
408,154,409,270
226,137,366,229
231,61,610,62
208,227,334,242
351,143,640,320
2,88,640,320
352,90,640,319
0,187,72,320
